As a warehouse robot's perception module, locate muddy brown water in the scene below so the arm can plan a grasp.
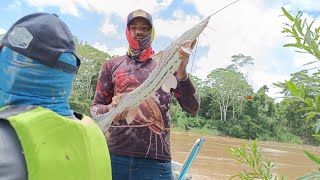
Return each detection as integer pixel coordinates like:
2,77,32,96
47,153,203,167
171,132,320,180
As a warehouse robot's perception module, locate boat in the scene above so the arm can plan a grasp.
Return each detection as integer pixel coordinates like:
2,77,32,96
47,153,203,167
172,138,206,180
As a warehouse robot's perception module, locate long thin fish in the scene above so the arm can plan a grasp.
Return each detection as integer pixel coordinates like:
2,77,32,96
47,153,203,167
94,0,241,133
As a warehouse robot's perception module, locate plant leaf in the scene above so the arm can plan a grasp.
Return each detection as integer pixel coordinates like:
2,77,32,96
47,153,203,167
295,18,303,35
283,43,301,48
304,150,320,164
281,7,295,22
297,172,320,180
286,81,299,97
296,107,314,112
305,98,313,107
300,84,305,99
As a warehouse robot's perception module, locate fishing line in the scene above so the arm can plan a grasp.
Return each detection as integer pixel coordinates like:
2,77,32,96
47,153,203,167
210,0,241,18
190,38,199,74
190,30,211,74
206,26,215,31
190,0,241,74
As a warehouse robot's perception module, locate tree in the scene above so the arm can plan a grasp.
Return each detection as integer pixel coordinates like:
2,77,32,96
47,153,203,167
69,38,111,114
226,54,254,72
227,54,254,118
204,68,252,121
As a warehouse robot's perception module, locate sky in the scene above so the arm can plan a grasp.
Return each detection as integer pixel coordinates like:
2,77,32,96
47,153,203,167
1,0,320,100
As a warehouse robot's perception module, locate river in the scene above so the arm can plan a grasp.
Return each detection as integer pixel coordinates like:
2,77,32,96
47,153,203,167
171,132,320,180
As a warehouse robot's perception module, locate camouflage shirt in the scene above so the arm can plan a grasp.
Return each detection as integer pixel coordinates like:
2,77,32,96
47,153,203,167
91,55,200,161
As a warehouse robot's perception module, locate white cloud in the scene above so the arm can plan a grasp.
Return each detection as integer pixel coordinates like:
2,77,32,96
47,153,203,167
94,1,170,38
5,0,22,11
94,42,127,57
25,0,174,38
284,0,320,11
292,52,317,68
26,0,91,16
251,68,289,99
99,17,118,36
154,13,202,39
82,0,173,19
25,0,173,19
109,47,128,57
185,0,285,91
0,28,6,35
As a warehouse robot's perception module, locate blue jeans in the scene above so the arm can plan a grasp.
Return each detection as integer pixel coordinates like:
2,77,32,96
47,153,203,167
110,153,172,180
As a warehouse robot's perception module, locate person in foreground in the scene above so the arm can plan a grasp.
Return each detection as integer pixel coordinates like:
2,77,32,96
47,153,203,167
91,9,200,180
0,12,111,180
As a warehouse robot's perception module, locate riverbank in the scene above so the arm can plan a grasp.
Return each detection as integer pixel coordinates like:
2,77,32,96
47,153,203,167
171,126,305,145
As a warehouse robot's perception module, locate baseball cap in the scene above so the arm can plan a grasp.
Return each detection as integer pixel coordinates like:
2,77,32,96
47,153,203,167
1,12,81,73
127,9,153,27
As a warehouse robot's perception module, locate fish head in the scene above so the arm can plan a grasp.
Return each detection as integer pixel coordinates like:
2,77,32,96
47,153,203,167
175,16,210,45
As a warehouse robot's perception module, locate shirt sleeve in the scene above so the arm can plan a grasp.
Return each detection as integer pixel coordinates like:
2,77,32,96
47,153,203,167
173,76,200,115
90,61,114,118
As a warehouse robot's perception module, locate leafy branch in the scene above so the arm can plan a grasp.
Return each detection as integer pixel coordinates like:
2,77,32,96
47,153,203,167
281,7,320,62
228,140,285,180
282,7,320,179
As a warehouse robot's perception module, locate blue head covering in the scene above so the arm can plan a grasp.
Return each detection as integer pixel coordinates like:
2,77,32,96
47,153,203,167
0,46,77,116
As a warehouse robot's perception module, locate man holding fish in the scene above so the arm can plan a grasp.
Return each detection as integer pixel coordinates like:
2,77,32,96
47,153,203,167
91,9,200,180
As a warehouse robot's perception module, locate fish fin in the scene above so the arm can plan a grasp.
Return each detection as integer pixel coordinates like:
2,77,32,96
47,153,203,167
162,75,178,93
181,43,193,55
126,107,138,124
151,51,164,62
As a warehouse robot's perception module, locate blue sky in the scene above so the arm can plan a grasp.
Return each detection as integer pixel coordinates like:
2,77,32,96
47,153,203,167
1,0,320,99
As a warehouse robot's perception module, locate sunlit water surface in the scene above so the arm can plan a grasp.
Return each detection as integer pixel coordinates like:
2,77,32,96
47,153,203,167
171,132,320,180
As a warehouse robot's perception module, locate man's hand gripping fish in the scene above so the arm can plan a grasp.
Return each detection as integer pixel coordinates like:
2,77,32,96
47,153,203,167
94,0,240,134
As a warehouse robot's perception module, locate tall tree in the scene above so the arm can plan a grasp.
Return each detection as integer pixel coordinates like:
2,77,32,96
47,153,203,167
204,68,252,121
227,54,254,117
227,54,254,72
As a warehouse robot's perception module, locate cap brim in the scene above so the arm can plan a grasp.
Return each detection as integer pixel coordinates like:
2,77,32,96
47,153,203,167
55,52,81,74
127,10,152,27
129,16,151,25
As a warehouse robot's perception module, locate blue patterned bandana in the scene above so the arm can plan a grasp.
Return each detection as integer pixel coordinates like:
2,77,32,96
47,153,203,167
0,46,77,116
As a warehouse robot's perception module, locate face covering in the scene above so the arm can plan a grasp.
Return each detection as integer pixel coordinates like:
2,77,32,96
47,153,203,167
126,27,155,62
0,46,77,116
